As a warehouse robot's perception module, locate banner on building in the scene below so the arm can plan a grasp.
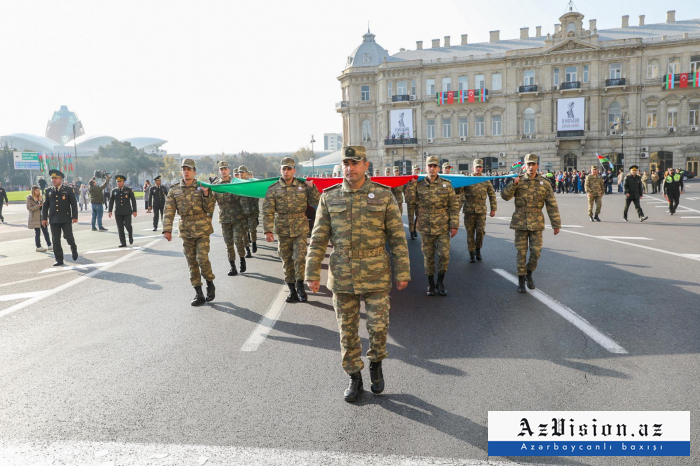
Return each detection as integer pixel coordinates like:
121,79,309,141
390,109,413,139
557,97,585,137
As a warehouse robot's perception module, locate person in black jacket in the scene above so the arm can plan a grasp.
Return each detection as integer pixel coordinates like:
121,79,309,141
663,167,685,215
0,181,8,223
623,165,648,222
148,175,169,232
108,175,138,247
41,170,79,266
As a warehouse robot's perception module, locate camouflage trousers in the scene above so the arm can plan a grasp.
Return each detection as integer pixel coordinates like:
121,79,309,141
396,200,404,216
245,214,258,244
182,236,214,287
421,232,450,276
407,206,417,232
277,234,308,283
464,212,486,252
514,230,543,277
221,222,246,260
333,291,390,375
587,195,603,216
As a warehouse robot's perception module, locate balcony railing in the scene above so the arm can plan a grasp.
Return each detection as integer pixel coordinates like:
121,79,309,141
518,85,538,93
605,78,626,87
391,94,416,102
384,137,418,145
335,101,348,109
560,81,581,90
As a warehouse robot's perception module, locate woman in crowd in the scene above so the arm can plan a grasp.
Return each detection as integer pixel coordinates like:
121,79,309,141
26,185,52,252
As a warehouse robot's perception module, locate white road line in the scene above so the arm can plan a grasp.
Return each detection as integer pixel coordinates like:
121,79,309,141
681,216,700,219
240,285,289,352
131,235,162,241
597,236,653,240
0,239,161,319
39,262,113,273
493,269,628,354
84,247,144,254
0,271,76,288
645,195,700,214
0,291,46,302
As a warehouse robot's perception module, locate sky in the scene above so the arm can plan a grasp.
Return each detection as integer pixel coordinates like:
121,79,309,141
2,0,699,155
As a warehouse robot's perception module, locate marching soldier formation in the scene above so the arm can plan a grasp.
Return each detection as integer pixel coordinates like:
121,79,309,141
108,175,137,247
461,159,497,263
41,169,79,266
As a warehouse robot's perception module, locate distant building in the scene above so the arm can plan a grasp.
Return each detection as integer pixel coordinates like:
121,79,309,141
323,133,343,151
45,105,85,145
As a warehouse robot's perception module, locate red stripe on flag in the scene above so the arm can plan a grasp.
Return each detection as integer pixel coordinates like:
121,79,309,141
308,176,418,192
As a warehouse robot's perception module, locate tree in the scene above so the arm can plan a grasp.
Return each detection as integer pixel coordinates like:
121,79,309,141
292,146,314,163
0,145,13,184
76,140,160,184
160,155,181,183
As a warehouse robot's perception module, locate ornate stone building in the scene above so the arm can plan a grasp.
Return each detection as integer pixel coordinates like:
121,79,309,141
336,6,700,175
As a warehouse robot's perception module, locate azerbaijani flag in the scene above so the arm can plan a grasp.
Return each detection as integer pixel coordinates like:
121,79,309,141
597,153,614,170
436,92,447,106
511,160,523,171
666,73,675,89
693,71,700,88
457,90,464,103
478,89,486,102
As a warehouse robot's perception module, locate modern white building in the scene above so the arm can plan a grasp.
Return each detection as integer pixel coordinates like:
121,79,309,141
323,133,343,151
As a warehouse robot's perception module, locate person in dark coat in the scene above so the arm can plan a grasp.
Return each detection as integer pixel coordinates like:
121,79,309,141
108,175,138,247
148,175,169,231
41,170,79,266
623,165,648,222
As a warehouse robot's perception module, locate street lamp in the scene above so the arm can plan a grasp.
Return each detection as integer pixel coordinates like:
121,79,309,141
72,122,80,176
613,114,631,173
310,135,316,176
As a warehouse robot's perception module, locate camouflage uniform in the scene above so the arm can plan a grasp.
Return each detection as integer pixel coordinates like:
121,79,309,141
163,170,217,287
501,157,561,277
405,164,421,235
388,167,405,216
462,163,497,252
213,166,247,261
584,167,605,217
306,163,410,375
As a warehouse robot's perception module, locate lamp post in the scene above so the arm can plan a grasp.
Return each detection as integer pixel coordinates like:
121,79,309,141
310,135,316,176
72,122,80,177
613,113,631,173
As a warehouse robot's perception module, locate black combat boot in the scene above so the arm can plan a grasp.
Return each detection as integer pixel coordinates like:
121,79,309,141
252,242,257,253
469,251,476,263
475,249,482,261
296,280,307,302
589,216,594,222
206,281,215,302
594,214,601,222
526,270,536,290
426,275,436,296
239,257,246,273
369,361,384,394
228,260,238,276
436,273,447,296
344,372,364,402
191,286,206,306
286,283,298,303
517,276,527,293
245,246,252,258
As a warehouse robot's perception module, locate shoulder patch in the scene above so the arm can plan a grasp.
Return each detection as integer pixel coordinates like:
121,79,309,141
324,183,342,191
370,181,391,189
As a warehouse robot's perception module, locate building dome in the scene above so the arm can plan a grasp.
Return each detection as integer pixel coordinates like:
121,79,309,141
345,30,402,70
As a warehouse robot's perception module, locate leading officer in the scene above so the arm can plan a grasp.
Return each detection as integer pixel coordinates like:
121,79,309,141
108,175,137,247
41,169,79,266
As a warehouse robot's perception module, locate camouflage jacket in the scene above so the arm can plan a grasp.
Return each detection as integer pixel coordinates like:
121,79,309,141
305,176,410,294
390,186,404,205
163,179,216,238
584,174,605,196
241,196,260,216
262,177,320,237
501,173,561,231
462,176,497,214
213,179,246,224
406,175,460,234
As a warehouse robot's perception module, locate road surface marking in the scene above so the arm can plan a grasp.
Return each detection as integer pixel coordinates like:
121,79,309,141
493,269,628,354
681,216,700,219
84,247,144,254
0,239,161,319
645,195,700,214
597,236,653,240
0,271,76,288
39,262,113,273
0,291,46,302
240,286,289,352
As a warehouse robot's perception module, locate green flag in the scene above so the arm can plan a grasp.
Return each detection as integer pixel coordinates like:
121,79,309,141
199,177,290,198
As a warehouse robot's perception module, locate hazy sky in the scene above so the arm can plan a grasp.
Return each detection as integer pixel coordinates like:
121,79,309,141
2,0,698,155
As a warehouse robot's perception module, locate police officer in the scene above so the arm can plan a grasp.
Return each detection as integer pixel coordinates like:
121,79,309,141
407,156,460,296
239,165,259,256
501,154,561,293
663,167,685,215
148,175,168,231
584,165,605,222
213,161,247,275
108,175,137,247
462,159,497,263
263,157,320,303
0,181,8,223
305,145,410,402
163,159,217,306
41,169,79,266
623,165,648,222
406,164,421,240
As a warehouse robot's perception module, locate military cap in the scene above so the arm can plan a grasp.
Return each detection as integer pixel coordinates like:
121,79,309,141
426,156,440,166
49,169,64,179
523,153,539,164
154,175,161,180
280,157,295,168
342,145,366,161
384,167,391,175
238,165,249,173
115,175,126,181
393,166,400,172
629,165,639,171
412,164,420,170
233,168,240,174
217,161,229,169
181,158,196,169
374,169,380,175
442,162,453,169
473,158,484,167
590,165,598,170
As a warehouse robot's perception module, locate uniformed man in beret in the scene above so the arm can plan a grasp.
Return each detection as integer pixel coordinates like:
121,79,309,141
163,158,217,306
213,161,247,275
406,156,460,296
623,165,648,222
501,153,561,293
584,165,605,221
41,169,79,266
462,159,497,263
108,175,138,247
148,175,169,231
263,157,320,303
306,145,410,402
239,165,259,257
405,164,421,239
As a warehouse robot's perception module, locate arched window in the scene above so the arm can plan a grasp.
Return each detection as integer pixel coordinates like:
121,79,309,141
566,23,576,35
361,119,372,142
608,101,622,129
523,108,535,134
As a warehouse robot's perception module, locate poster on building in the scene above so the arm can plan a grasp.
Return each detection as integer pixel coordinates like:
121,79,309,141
390,109,413,139
13,152,41,170
557,97,585,137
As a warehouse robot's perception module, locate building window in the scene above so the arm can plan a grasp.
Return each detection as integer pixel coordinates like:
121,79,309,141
566,22,576,34
475,116,485,136
647,60,659,79
458,76,468,92
646,112,657,128
361,85,370,101
609,63,621,79
443,116,452,138
492,115,502,135
459,117,468,137
583,64,589,83
524,70,535,86
668,58,680,75
387,82,393,99
690,104,700,126
668,108,678,128
492,73,502,91
691,56,700,74
523,108,535,134
426,79,435,96
427,119,436,139
608,101,622,129
411,79,416,95
565,66,577,82
475,74,485,90
361,119,372,142
442,77,452,92
553,68,560,86
397,80,407,95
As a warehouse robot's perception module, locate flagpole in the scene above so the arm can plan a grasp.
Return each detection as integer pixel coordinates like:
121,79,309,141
73,123,79,177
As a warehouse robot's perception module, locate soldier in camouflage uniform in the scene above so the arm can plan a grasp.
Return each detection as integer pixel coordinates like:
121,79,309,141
263,157,320,303
306,145,410,402
239,165,259,257
163,158,217,306
213,161,247,275
406,164,421,240
462,159,497,263
384,167,405,216
584,165,605,222
406,156,460,296
501,153,561,293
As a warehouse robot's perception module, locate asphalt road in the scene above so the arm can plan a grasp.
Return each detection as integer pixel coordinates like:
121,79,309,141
0,182,698,466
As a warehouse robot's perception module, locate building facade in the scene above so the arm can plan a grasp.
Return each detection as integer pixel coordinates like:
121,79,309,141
323,132,343,151
337,8,700,176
